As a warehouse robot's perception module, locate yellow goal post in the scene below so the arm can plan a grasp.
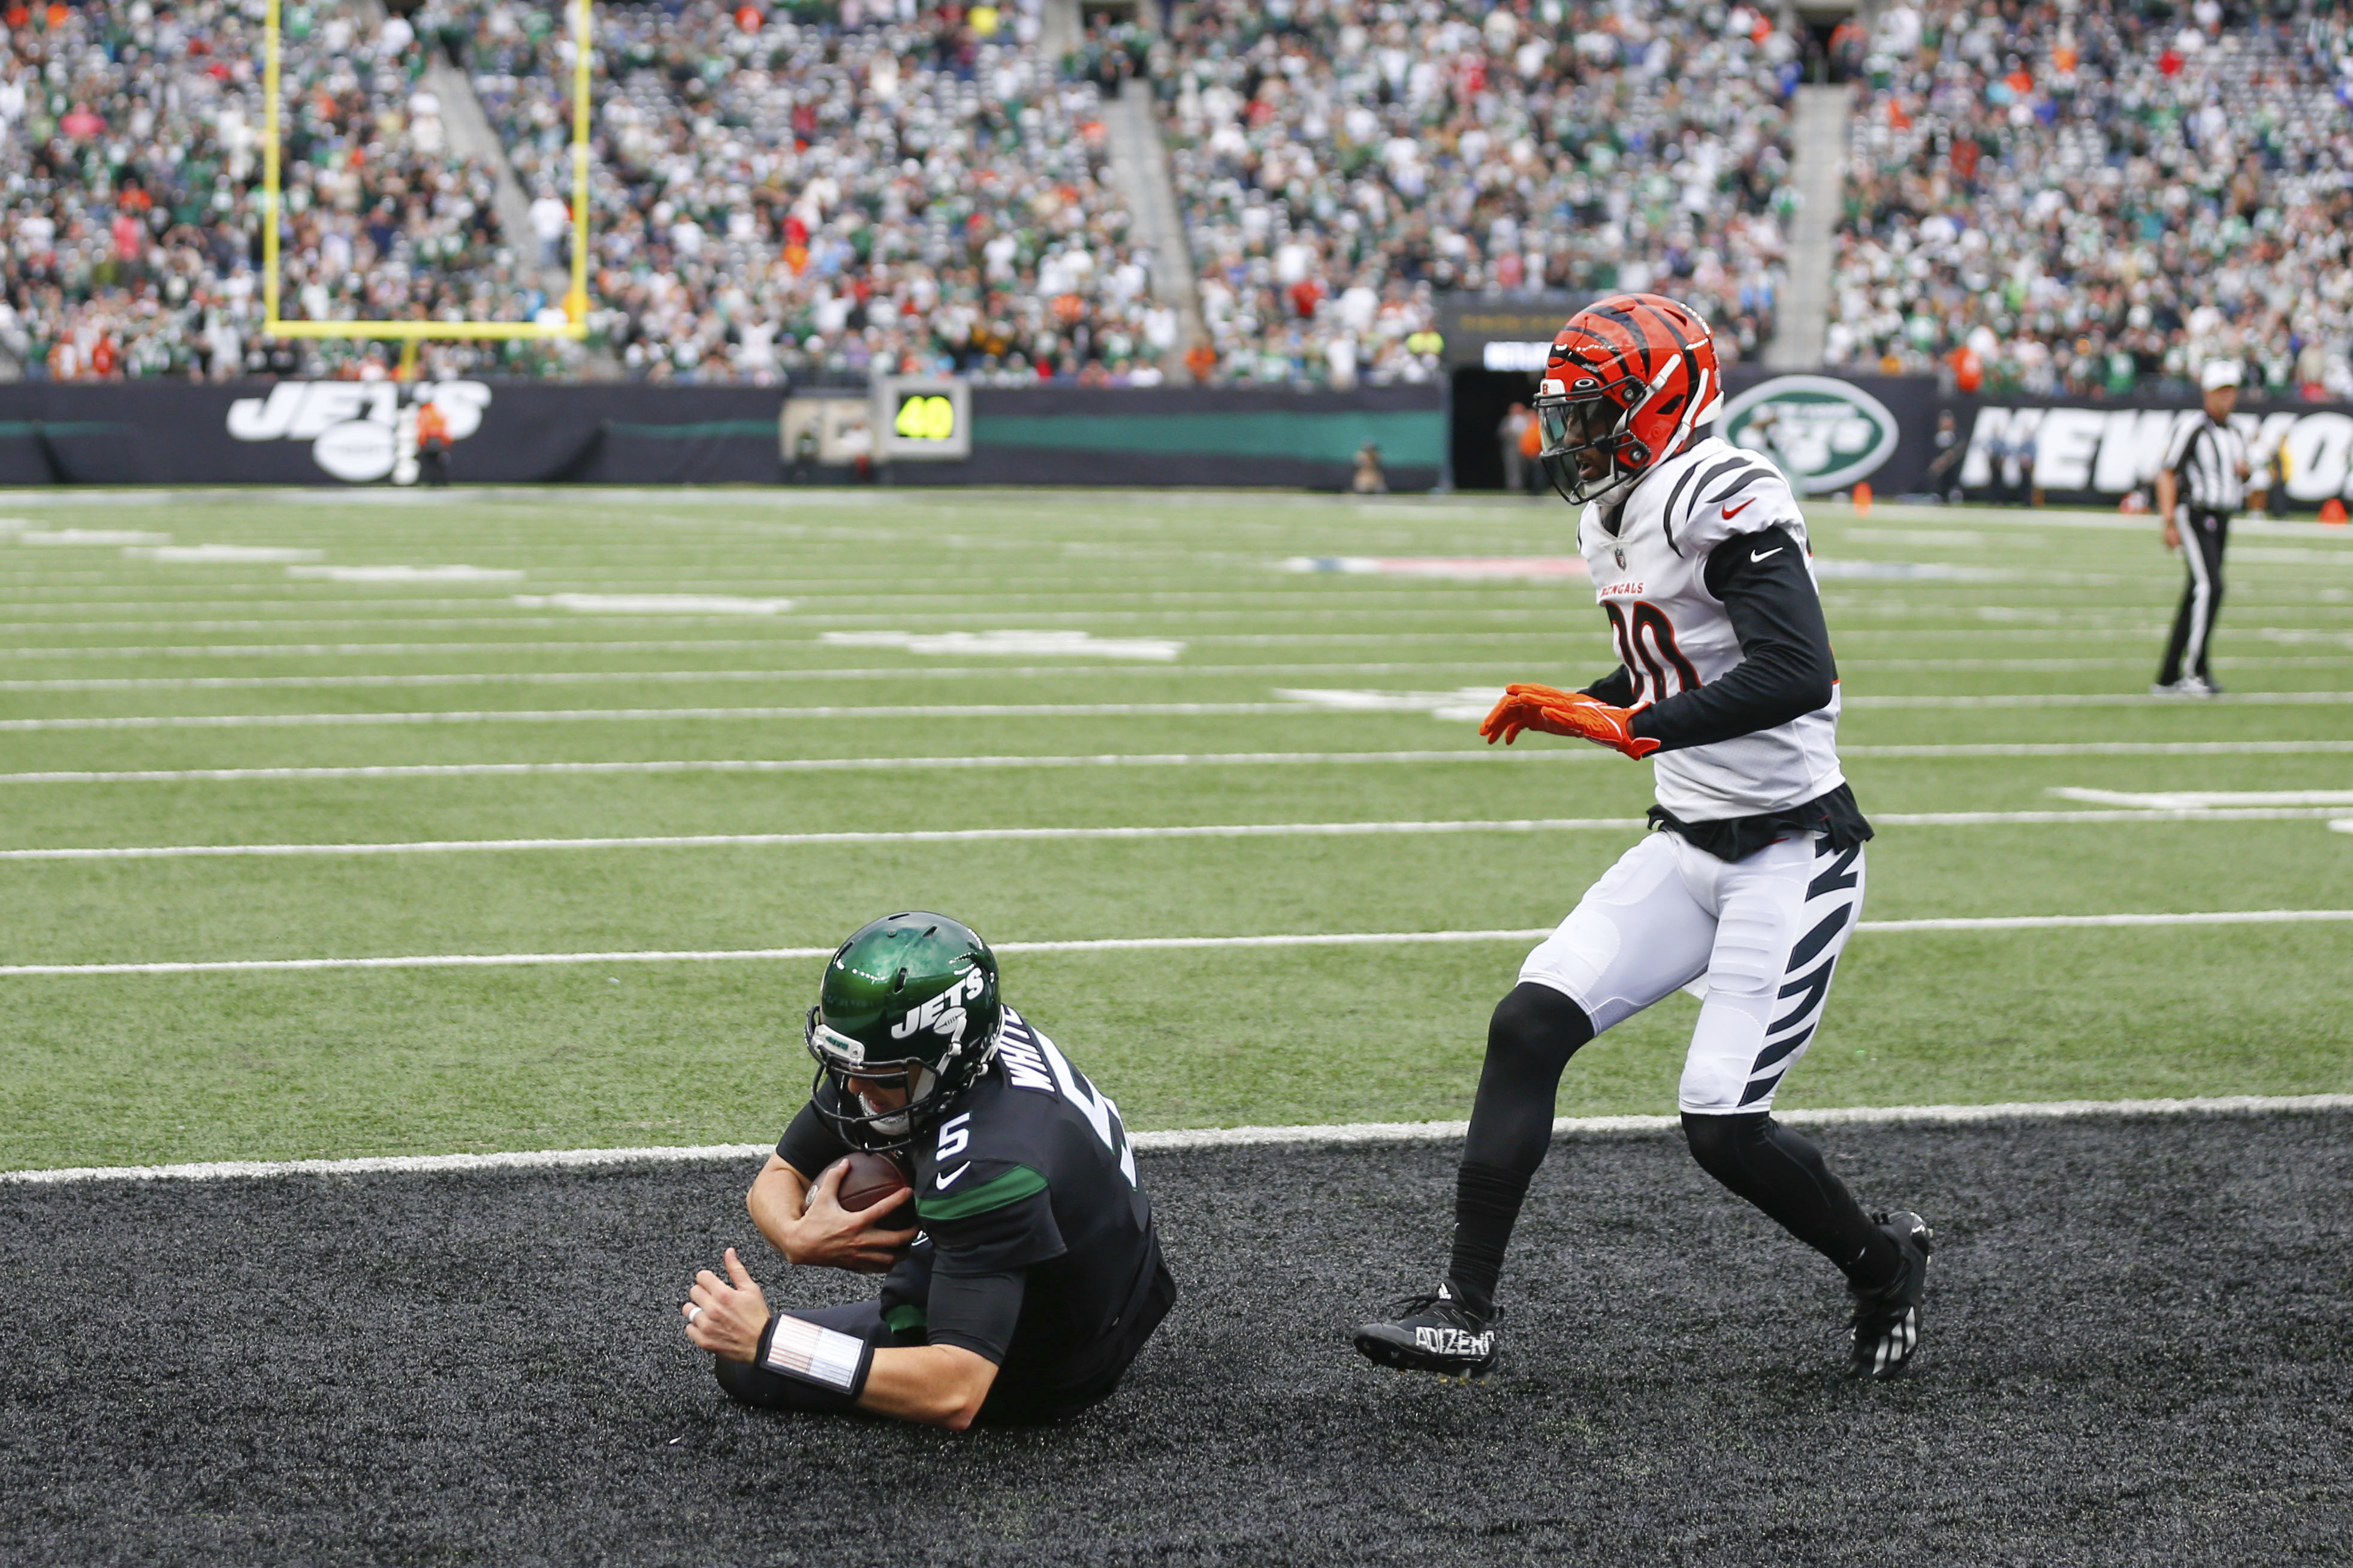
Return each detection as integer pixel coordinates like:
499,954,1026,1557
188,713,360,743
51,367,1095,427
261,0,593,343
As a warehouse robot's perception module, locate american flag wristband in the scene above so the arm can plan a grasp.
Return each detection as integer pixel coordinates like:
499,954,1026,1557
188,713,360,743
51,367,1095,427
755,1313,874,1400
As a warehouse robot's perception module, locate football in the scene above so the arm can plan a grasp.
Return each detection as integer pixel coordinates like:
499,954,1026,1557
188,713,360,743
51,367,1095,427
829,1150,913,1214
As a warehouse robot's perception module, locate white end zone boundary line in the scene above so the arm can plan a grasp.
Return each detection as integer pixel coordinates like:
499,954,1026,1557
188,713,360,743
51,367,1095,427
8,1094,2349,1185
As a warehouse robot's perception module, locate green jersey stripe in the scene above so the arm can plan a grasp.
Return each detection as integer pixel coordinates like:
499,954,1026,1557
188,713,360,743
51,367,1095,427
916,1164,1048,1222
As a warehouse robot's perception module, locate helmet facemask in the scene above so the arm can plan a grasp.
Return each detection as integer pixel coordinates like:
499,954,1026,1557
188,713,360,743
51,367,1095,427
1534,377,1650,508
803,992,999,1153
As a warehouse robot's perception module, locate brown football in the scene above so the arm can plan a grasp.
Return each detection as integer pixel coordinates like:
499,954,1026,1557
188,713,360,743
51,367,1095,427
829,1150,913,1213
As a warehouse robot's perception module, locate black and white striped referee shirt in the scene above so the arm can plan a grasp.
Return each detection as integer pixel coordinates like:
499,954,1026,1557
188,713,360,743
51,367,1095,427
2164,415,2248,515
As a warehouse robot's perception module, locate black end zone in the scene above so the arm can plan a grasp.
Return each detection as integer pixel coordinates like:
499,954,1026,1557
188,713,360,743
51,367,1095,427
2,1113,2348,1564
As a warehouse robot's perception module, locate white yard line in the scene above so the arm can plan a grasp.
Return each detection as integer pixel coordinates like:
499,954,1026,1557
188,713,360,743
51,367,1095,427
0,661,1522,694
1830,691,2353,708
2,911,2345,977
13,687,2351,734
0,639,849,661
2051,787,2353,809
1842,740,2353,758
1281,688,2353,720
6,616,2347,642
1,639,2341,670
4,806,2348,862
0,702,1322,732
6,739,2351,786
7,1093,2349,1183
5,751,1594,784
1841,657,2351,670
0,818,1647,860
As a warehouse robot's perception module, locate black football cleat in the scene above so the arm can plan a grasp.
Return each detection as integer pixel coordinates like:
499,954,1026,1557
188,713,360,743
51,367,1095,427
1353,1282,1500,1381
1848,1210,1935,1380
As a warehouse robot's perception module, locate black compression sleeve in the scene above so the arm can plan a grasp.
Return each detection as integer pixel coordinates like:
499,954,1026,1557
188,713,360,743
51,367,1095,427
924,1269,1026,1364
774,1092,850,1179
1580,664,1637,706
1681,1113,1898,1286
1629,527,1836,751
1446,983,1598,1310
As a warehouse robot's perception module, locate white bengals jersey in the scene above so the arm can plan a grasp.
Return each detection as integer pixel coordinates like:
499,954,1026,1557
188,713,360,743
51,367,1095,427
1577,436,1846,820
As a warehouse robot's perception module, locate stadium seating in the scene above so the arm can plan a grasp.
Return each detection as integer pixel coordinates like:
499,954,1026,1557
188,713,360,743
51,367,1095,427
1156,0,1799,384
11,0,2349,392
0,0,528,380
433,0,1172,383
1831,0,2353,397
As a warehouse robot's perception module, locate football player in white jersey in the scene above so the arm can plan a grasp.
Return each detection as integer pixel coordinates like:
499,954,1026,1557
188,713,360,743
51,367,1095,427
1354,295,1933,1383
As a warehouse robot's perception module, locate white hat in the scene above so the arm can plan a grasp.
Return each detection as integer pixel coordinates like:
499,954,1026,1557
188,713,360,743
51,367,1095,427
2200,359,2242,391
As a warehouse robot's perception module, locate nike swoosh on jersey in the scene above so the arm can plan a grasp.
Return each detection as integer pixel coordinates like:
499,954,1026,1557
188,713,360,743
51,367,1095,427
934,1164,971,1189
1722,497,1757,519
1750,546,1783,561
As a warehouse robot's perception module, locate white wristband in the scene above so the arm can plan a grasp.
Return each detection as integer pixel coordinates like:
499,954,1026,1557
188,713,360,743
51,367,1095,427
761,1315,870,1394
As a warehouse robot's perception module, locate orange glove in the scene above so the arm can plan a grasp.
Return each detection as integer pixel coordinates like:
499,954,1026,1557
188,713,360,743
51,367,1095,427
1479,682,1660,759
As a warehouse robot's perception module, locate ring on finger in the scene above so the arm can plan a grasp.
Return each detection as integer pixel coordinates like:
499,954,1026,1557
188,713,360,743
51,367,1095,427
686,1304,703,1326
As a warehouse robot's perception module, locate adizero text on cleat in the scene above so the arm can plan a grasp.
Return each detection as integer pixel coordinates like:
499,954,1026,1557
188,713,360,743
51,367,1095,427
1848,1210,1935,1380
1352,1282,1500,1380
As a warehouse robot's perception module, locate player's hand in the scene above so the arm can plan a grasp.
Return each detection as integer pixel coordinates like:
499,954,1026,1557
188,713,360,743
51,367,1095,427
783,1159,918,1274
1479,682,1597,745
683,1246,771,1363
2161,519,2181,551
1481,682,1660,758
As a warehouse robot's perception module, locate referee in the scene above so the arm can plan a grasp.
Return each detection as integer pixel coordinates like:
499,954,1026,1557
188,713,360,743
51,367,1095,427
2154,360,2250,697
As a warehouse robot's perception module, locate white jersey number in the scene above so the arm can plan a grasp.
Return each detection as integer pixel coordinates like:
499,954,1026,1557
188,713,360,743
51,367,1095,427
1037,1035,1139,1189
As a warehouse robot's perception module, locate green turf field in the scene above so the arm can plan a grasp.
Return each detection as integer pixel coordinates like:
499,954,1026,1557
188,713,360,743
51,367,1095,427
1,490,2347,1170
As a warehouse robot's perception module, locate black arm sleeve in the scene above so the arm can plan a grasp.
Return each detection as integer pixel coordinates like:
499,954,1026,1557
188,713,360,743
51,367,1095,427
924,1269,1028,1364
773,1089,852,1180
1629,527,1837,753
1580,664,1637,706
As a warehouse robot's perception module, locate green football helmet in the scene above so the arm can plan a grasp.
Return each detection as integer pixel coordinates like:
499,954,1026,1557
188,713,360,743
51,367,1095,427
803,911,1004,1152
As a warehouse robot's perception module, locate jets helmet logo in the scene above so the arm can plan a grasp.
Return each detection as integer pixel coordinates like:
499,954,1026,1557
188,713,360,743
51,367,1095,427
888,966,989,1044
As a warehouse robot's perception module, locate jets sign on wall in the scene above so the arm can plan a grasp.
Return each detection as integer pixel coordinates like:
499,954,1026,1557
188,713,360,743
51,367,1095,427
1719,374,1902,494
1962,403,2353,503
226,381,491,484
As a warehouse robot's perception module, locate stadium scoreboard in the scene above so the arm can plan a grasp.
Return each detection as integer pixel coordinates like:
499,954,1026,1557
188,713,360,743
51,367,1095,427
872,376,973,461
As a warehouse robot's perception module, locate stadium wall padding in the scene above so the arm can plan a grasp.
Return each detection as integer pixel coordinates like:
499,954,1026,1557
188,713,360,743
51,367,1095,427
1948,394,2353,509
0,382,1445,490
11,378,2349,509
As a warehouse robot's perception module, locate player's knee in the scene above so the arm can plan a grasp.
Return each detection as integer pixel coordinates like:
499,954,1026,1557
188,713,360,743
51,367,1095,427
1486,982,1595,1075
712,1355,765,1406
1681,1110,1769,1180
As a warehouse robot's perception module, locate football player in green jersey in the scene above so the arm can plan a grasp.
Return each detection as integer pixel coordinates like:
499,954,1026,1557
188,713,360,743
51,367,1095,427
680,912,1176,1428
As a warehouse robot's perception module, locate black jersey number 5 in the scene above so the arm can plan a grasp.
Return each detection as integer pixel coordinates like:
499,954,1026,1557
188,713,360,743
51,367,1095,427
1603,601,1700,703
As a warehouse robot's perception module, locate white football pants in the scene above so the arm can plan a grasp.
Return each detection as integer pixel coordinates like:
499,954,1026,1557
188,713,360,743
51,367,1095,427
1518,831,1866,1114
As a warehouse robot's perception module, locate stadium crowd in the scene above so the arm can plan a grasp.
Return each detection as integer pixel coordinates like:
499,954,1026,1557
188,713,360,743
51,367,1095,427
437,0,1181,383
0,0,550,380
9,0,2353,394
1158,0,1799,385
1831,0,2353,398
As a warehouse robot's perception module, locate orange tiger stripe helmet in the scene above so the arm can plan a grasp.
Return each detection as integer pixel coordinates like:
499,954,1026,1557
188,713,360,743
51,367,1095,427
1533,293,1722,507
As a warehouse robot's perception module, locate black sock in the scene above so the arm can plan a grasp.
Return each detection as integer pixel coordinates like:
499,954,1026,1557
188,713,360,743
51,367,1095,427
1446,1162,1529,1314
1444,983,1597,1311
1681,1111,1900,1288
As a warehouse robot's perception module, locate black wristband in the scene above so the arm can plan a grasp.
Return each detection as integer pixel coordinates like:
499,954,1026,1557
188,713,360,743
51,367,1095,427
753,1312,875,1403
